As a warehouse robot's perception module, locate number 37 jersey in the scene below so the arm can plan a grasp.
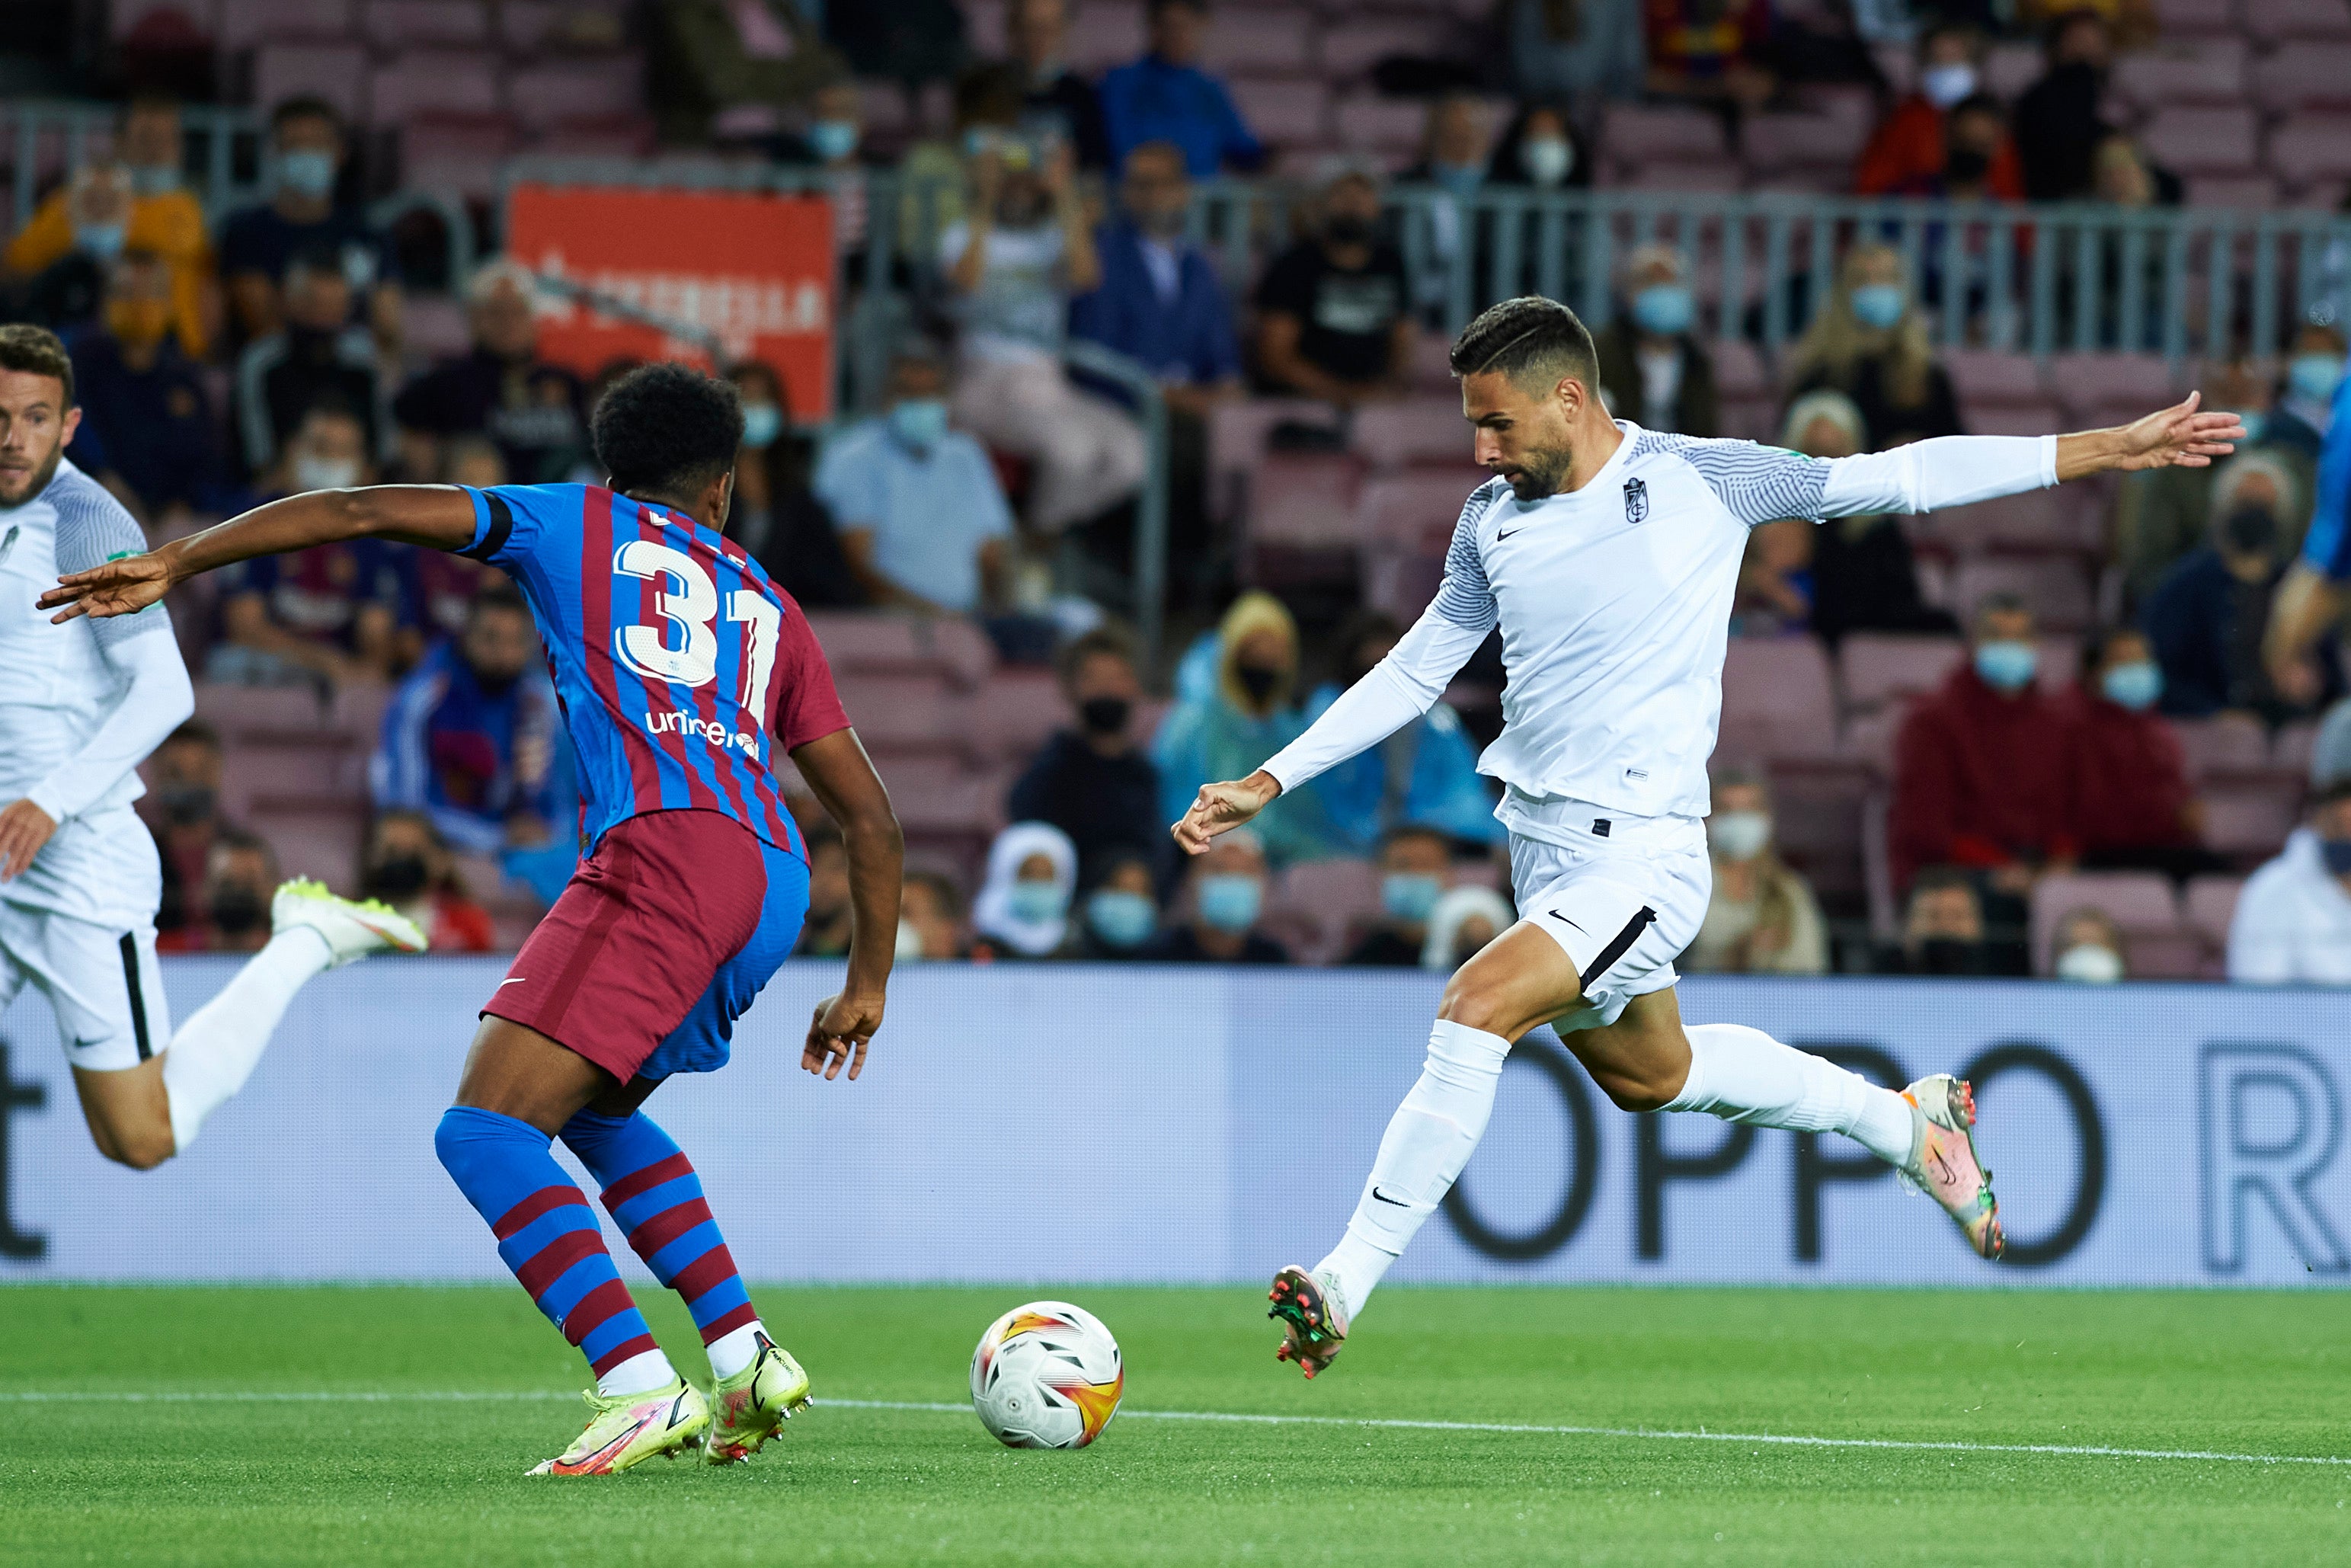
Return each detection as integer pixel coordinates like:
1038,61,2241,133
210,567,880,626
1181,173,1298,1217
456,483,849,860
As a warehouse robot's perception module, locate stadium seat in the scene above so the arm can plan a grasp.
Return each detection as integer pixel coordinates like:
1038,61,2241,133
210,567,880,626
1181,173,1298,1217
1710,338,1770,402
221,0,354,50
1332,94,1427,155
1838,633,1962,711
1981,41,2041,98
2245,0,2351,43
1948,557,2094,632
2048,354,2177,425
2249,41,2351,112
1761,761,1870,900
398,112,517,201
2110,39,2247,107
253,41,369,123
254,803,369,896
2182,873,2246,946
493,0,565,55
1197,7,1311,72
1227,75,1329,148
2266,115,2351,191
506,57,645,131
1064,0,1144,72
2168,712,2272,782
1617,162,1743,194
1409,331,1458,392
2199,780,2304,856
2153,0,2237,29
1738,112,1867,177
831,674,974,761
369,50,504,122
362,0,489,50
2030,870,2180,975
2184,174,2279,211
1944,348,2047,408
1835,704,1903,776
976,670,1066,764
1316,14,1450,76
1717,637,1839,765
1207,398,1337,523
1358,467,1486,554
807,613,994,690
2272,718,2321,780
1349,399,1476,469
2139,107,2260,177
1247,451,1369,552
528,114,654,158
1930,488,2100,556
1965,401,2069,439
1601,105,1726,169
1268,857,1379,966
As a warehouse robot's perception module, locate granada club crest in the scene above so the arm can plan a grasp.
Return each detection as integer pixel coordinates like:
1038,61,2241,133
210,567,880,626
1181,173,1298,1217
1623,476,1649,525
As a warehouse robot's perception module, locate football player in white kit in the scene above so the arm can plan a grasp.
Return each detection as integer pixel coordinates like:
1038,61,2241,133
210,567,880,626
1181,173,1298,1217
1172,297,2247,1378
0,325,425,1170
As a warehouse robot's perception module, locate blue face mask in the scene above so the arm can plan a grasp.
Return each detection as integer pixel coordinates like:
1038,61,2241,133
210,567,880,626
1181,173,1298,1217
1630,283,1694,338
740,402,782,450
1086,888,1156,949
1850,283,1908,331
1008,879,1067,925
1196,873,1262,933
1431,162,1483,197
808,120,861,162
1380,872,1444,924
2324,839,2351,877
277,148,337,198
1973,639,2039,693
888,398,949,450
2100,659,2162,711
75,221,126,261
2288,352,2346,405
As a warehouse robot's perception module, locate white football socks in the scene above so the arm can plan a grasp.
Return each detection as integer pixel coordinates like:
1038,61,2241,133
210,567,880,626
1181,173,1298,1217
597,1347,680,1397
706,1320,768,1381
1664,1022,1916,1166
1314,1019,1511,1321
160,926,334,1154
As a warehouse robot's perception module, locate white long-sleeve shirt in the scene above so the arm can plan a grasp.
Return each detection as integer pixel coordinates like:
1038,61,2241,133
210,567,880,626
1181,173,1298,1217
1262,423,2058,825
2228,828,2351,984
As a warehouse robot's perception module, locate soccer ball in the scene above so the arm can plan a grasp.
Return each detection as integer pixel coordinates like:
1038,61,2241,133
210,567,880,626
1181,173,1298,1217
968,1301,1124,1449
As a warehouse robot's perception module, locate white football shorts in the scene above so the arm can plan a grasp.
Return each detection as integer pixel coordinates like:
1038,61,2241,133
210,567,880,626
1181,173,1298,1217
1500,789,1710,1033
0,809,173,1072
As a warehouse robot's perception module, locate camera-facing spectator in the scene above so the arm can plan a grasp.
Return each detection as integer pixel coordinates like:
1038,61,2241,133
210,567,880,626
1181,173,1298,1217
369,582,560,857
235,247,386,479
5,98,215,355
971,821,1080,961
1344,824,1454,968
1098,0,1264,178
1684,769,1829,974
66,250,219,523
392,260,587,486
2014,8,2116,204
0,164,134,334
1644,0,1775,114
2052,906,2128,983
1155,591,1329,866
898,869,971,960
813,342,1012,613
1008,0,1111,171
1595,244,1717,437
1076,849,1163,958
2065,626,2212,878
795,821,852,957
1780,391,1956,646
724,360,862,609
1422,885,1514,972
1488,103,1589,194
393,439,505,647
143,720,228,941
358,808,495,954
220,98,398,350
2146,451,2327,723
1786,243,1963,450
1889,594,2077,898
159,829,279,955
646,0,847,145
940,130,1147,535
1504,0,1645,114
1145,827,1289,964
210,403,406,689
1007,626,1168,884
784,78,875,268
2228,781,2351,984
1883,867,1999,976
1252,165,1415,406
1306,609,1502,854
1855,21,2023,200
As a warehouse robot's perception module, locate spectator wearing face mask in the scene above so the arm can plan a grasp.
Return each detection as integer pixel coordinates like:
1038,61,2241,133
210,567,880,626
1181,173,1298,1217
786,79,874,260
235,247,389,480
795,822,852,957
813,341,1013,613
1401,94,1499,318
1306,610,1503,855
369,583,561,856
971,822,1080,961
1097,0,1265,178
159,830,279,955
1146,827,1289,964
2262,322,2346,466
2014,8,2116,204
1344,824,1454,968
358,808,495,954
1777,391,1956,647
1786,243,1963,450
2065,626,2213,878
1008,627,1169,885
1594,244,1717,437
1889,594,2078,900
1854,22,2024,200
1075,850,1163,958
2111,357,2287,615
1882,867,2001,977
0,165,136,334
5,98,215,355
65,249,220,523
142,721,229,941
392,260,588,487
1505,0,1646,114
1006,0,1112,171
219,97,398,351
2228,781,2351,984
2051,906,2128,984
1155,592,1329,866
1684,769,1828,974
2146,451,2330,723
897,869,971,961
1422,885,1515,972
724,360,862,608
1489,103,1588,195
1253,167,1415,407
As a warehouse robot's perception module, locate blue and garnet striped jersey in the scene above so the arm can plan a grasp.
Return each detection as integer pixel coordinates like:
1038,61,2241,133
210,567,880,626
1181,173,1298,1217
454,483,849,859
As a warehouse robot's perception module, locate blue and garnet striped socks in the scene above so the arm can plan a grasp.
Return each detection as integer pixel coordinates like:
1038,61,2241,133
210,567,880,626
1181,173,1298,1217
433,1106,676,1395
560,1109,767,1380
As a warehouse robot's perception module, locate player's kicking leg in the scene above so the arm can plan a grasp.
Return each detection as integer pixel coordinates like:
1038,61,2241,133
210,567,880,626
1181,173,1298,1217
66,879,424,1169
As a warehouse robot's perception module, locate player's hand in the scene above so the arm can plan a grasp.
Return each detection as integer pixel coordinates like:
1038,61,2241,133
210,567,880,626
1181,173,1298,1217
40,552,171,622
0,798,59,882
1172,770,1281,856
2108,391,2247,472
803,989,884,1082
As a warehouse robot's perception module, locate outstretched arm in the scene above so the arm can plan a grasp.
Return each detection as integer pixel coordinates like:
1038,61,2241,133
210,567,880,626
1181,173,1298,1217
789,727,904,1082
41,485,480,623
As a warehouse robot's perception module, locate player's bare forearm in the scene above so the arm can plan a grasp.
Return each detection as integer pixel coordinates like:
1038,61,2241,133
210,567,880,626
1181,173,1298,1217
1172,768,1282,855
2264,562,2343,681
2054,392,2246,482
790,727,903,1080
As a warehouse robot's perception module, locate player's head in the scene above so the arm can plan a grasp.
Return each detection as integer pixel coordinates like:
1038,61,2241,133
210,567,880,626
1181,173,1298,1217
0,324,83,509
592,361,746,521
1450,296,1603,501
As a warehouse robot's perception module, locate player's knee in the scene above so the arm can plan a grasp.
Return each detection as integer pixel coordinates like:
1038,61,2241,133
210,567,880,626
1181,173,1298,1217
101,1126,174,1171
1435,976,1516,1040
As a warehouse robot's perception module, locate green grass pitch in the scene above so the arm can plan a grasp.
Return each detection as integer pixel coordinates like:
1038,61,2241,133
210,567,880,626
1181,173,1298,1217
2,1284,2346,1566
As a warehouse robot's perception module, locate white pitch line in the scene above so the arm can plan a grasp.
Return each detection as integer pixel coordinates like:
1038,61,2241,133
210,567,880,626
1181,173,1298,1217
3,1390,2343,1469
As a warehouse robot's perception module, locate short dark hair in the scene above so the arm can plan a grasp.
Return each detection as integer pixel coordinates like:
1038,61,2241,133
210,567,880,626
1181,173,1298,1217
591,362,744,499
0,323,75,408
1447,296,1600,395
1057,624,1139,688
469,580,529,619
271,95,341,134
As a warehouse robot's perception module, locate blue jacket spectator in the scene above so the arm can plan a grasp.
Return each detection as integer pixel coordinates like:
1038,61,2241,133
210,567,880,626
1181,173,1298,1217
219,97,398,349
1305,612,1504,854
369,583,562,856
1097,0,1264,178
1070,142,1242,395
66,251,221,517
1153,591,1329,865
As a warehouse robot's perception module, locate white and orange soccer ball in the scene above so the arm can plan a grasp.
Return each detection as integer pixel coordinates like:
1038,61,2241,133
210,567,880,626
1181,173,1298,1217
968,1301,1124,1449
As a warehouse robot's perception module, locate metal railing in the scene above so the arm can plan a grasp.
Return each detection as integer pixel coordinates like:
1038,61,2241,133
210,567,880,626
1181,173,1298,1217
5,101,264,232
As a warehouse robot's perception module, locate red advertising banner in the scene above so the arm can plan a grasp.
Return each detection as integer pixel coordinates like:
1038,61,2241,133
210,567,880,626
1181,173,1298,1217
503,183,836,422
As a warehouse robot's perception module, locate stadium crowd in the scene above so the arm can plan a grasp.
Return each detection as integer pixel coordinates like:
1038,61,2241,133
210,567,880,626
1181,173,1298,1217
8,0,2351,982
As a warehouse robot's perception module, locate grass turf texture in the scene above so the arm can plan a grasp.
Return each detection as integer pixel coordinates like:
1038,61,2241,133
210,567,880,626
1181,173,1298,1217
2,1285,2345,1566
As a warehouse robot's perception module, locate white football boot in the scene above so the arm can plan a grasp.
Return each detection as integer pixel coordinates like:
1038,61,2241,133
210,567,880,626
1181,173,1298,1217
271,878,428,968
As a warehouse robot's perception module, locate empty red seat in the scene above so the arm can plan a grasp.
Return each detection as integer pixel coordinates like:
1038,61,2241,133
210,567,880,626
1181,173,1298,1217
1350,399,1474,469
1948,556,2094,631
2247,0,2351,43
1409,330,1458,392
1932,488,2100,555
1944,347,2048,407
2185,174,2279,210
1198,7,1311,72
1839,633,1962,710
1268,857,1380,965
1717,636,1838,763
2048,354,2177,423
529,114,655,158
1358,467,1486,553
1227,74,1329,146
254,41,369,123
1739,112,1866,175
2273,718,2321,779
1317,15,1450,76
2250,41,2351,112
962,0,1007,56
2182,873,2247,945
1710,338,1769,401
2267,115,2351,190
2140,107,2260,175
1332,94,1426,154
369,50,502,123
2201,781,2304,855
254,805,369,897
1207,398,1337,520
2030,870,2180,974
808,613,993,689
363,0,488,50
976,670,1067,763
507,57,644,131
2153,0,2237,28
2170,712,2277,782
875,755,1001,834
400,112,517,200
832,673,973,760
2110,40,2247,106
1249,451,1369,550
1603,104,1727,167
222,0,354,50
1064,0,1144,72
1617,162,1744,194
1964,400,2069,438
